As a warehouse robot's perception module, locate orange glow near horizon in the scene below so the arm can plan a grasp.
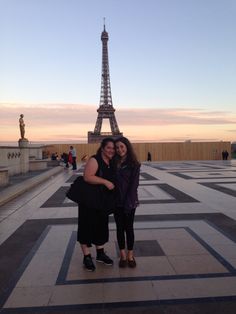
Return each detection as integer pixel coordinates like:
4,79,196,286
1,123,235,143
1,103,236,143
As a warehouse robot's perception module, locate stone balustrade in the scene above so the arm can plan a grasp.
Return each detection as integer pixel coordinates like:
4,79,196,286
0,167,9,187
0,144,45,187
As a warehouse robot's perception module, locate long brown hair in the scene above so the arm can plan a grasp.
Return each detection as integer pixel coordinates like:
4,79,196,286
115,137,140,167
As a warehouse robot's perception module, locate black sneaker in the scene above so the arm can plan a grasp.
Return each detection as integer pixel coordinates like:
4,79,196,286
83,255,96,272
96,252,113,265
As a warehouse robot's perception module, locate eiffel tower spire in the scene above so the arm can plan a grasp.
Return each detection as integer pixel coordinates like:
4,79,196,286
88,21,123,143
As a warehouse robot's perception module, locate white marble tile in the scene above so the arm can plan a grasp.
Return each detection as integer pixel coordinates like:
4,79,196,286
103,281,157,302
119,256,176,277
16,252,63,287
212,244,236,259
49,284,104,305
168,254,228,274
158,237,208,255
4,286,53,308
30,207,78,219
139,185,174,200
152,277,236,300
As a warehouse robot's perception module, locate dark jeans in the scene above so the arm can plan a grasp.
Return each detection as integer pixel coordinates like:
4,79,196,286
114,207,136,251
72,157,77,170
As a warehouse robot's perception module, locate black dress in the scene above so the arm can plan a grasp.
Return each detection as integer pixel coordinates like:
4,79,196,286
77,154,115,246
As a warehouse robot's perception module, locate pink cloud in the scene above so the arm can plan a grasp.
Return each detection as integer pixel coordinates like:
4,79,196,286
1,103,235,127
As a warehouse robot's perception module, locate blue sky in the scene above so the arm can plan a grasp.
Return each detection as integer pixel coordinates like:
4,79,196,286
1,0,236,142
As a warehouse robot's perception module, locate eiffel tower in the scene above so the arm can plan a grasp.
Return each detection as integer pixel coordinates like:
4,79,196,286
88,22,123,143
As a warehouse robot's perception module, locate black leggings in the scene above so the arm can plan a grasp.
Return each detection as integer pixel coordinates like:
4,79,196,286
114,208,136,251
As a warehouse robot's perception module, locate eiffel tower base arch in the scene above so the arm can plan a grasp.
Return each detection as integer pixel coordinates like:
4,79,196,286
88,131,123,143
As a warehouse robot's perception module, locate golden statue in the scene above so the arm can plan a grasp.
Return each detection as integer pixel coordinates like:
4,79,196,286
19,114,26,139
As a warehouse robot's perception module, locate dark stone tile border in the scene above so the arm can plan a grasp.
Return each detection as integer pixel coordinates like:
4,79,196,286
149,164,202,171
0,218,75,307
169,170,236,180
56,226,235,286
140,172,159,181
139,183,199,204
2,298,236,314
41,183,199,208
40,186,71,207
66,172,158,184
57,234,167,286
134,239,165,256
200,161,236,168
148,163,226,171
1,213,236,313
198,181,236,198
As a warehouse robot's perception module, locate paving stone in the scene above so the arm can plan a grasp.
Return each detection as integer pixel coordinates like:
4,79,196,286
1,160,236,313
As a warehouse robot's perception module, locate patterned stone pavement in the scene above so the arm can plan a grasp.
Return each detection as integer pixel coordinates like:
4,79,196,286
0,160,236,314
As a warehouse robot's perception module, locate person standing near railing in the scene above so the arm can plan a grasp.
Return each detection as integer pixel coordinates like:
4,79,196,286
69,146,77,170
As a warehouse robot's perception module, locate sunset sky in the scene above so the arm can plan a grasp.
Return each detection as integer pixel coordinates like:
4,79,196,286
1,0,236,144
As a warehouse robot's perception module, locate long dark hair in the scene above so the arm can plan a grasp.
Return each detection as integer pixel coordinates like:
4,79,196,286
115,137,140,167
96,137,115,155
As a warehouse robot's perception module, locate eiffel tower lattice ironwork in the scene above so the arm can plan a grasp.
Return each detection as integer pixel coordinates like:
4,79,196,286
88,23,123,143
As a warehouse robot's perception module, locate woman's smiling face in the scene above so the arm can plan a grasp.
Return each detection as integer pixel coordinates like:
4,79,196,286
102,141,115,160
115,141,127,158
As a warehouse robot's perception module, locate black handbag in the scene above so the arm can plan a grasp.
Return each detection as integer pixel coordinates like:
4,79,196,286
66,176,116,215
66,176,98,206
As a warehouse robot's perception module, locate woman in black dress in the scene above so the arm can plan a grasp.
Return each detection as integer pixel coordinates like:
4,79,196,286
77,138,116,271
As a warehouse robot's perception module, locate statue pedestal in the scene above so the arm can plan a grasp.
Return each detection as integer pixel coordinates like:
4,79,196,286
18,139,29,173
18,138,29,148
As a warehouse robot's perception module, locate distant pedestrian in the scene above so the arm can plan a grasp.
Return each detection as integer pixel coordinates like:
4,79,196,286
61,152,69,168
147,151,152,162
51,153,57,160
222,150,229,160
70,146,77,170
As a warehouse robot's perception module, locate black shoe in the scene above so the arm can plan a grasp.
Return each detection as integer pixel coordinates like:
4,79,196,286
128,257,136,268
119,258,127,268
83,255,96,272
96,252,113,265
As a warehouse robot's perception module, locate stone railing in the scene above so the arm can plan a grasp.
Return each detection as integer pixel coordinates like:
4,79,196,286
0,145,45,175
0,167,9,187
0,147,23,175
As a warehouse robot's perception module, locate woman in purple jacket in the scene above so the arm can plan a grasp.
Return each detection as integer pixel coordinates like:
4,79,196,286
114,137,140,268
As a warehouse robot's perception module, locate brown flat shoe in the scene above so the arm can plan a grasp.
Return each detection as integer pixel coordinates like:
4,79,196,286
128,258,136,268
119,258,127,268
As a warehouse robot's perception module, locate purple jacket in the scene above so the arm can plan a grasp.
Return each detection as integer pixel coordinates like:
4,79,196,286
116,162,140,213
